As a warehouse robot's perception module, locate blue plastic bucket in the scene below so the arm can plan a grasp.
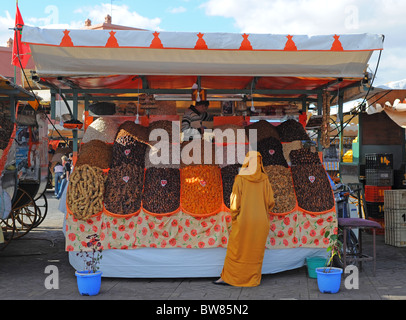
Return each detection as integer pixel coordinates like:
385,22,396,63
75,271,102,296
315,267,343,294
306,256,327,279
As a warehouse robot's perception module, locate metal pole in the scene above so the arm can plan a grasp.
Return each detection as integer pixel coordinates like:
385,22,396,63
72,90,78,157
338,91,344,162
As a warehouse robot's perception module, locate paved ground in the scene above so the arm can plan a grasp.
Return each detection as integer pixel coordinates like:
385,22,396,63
1,191,406,307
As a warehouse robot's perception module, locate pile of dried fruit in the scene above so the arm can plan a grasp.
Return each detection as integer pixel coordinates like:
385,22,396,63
67,165,106,220
104,163,144,215
276,119,310,142
180,139,216,167
75,140,112,169
145,141,180,169
245,120,279,143
289,148,321,166
82,117,120,144
291,163,334,212
221,164,241,209
115,121,149,145
142,167,180,214
180,165,223,215
148,120,180,143
257,137,288,167
282,140,303,166
264,165,297,213
112,135,148,168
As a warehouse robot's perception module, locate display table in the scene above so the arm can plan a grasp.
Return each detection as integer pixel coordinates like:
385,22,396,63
61,187,336,278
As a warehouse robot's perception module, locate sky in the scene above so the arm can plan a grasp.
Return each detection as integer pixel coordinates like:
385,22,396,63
1,0,406,87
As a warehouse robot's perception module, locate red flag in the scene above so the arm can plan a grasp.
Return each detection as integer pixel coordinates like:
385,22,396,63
11,3,31,69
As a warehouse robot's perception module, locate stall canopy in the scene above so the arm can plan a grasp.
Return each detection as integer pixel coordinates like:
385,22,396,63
366,79,406,128
21,26,384,102
0,74,38,101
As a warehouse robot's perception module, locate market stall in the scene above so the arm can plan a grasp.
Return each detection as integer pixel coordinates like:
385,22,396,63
22,27,383,277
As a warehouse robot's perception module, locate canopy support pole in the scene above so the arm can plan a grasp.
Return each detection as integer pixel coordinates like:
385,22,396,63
50,91,56,120
72,90,78,161
338,90,344,162
317,91,323,151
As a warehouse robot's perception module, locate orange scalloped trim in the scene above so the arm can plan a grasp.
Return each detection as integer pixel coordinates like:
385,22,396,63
142,204,181,217
66,200,103,220
103,204,141,218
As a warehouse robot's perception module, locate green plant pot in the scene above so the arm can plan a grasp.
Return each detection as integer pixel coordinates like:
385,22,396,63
306,256,327,279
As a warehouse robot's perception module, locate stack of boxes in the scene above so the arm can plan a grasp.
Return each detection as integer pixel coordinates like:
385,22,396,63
384,190,406,247
364,153,394,232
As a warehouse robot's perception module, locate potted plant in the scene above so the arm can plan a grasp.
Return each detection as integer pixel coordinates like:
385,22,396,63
315,229,343,294
75,233,103,296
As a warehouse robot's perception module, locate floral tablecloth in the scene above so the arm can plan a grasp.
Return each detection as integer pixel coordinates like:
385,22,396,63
65,208,337,251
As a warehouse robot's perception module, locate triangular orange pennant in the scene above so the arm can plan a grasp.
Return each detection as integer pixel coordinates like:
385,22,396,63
106,31,119,48
284,35,297,51
239,33,253,50
194,32,208,49
150,31,163,48
331,34,344,51
60,29,74,47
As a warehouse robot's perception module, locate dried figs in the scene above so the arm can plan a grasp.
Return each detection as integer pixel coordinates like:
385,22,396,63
257,137,288,167
221,164,241,209
142,167,180,214
276,119,310,142
264,165,296,213
104,163,144,215
291,164,334,212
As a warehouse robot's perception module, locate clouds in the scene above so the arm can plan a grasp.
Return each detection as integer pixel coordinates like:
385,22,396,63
77,3,162,30
200,0,406,84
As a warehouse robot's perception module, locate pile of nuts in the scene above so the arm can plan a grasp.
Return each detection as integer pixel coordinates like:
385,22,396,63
221,164,241,209
257,137,288,167
148,120,180,143
181,165,223,215
103,163,144,215
264,165,297,213
142,167,181,213
276,119,310,142
115,121,149,145
67,165,106,220
289,148,321,166
245,120,280,142
291,163,335,212
180,139,216,167
75,140,112,169
112,135,148,168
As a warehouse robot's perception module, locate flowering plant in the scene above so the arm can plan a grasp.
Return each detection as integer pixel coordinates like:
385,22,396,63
76,234,103,273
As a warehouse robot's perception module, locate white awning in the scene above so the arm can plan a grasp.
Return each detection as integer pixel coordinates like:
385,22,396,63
22,26,383,79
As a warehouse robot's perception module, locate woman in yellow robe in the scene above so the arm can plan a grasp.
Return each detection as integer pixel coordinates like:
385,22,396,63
214,151,275,287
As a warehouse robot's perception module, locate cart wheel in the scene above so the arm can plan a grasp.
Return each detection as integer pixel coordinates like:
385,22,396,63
0,214,16,251
33,193,48,228
9,188,39,239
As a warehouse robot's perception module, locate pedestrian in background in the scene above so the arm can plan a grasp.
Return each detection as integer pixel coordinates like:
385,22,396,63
53,161,64,197
56,155,71,200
